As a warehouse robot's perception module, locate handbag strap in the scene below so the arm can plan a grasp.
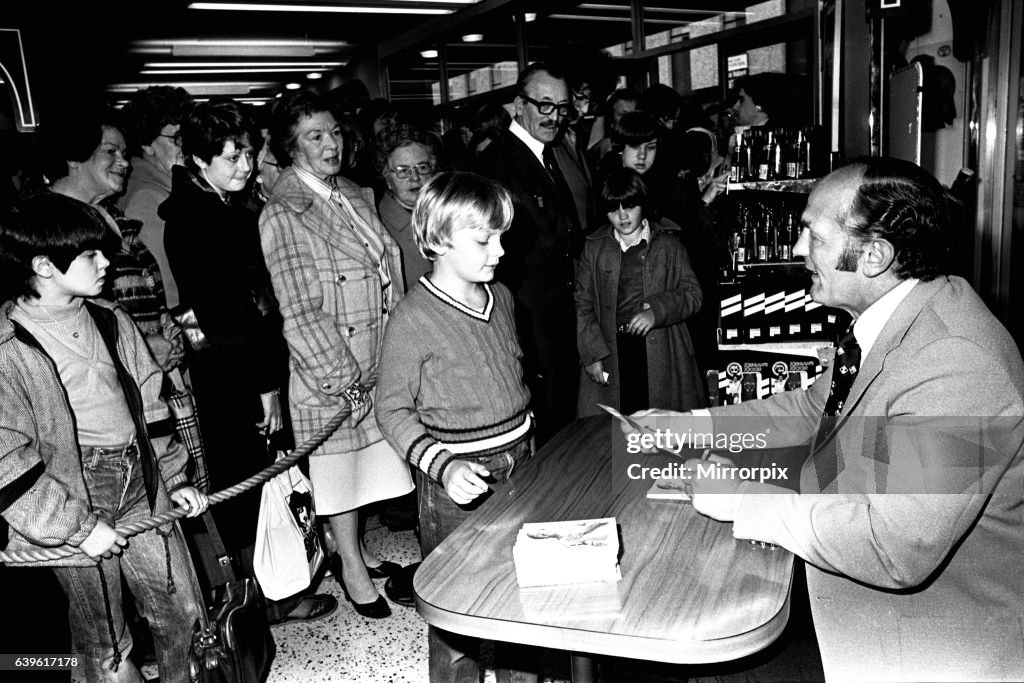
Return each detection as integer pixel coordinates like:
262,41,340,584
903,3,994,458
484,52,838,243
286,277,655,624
198,510,238,587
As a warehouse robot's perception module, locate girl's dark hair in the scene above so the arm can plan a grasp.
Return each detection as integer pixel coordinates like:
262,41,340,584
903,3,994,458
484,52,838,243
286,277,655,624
268,91,333,168
599,166,649,215
0,193,112,300
612,111,661,149
181,97,260,169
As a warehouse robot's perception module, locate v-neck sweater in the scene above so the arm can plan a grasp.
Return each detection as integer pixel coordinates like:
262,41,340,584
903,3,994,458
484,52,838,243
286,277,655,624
375,277,532,484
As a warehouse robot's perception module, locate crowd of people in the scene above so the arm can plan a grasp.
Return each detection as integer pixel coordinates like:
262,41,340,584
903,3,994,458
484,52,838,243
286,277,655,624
2,59,1019,683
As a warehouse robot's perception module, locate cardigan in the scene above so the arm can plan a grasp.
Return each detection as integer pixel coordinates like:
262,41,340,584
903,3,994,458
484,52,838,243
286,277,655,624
375,278,532,484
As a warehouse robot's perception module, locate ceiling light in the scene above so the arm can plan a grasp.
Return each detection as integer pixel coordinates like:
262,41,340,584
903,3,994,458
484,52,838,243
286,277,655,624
285,82,301,90
462,34,484,42
189,2,456,15
420,49,439,59
106,81,280,95
131,38,348,58
141,68,332,75
144,61,343,68
306,72,323,80
524,13,536,22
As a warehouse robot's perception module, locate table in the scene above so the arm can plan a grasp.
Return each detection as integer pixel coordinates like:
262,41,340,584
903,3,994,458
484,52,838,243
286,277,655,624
414,416,796,679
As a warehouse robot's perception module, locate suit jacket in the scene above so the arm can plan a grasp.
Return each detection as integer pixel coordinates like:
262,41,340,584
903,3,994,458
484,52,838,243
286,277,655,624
474,127,579,301
259,167,404,454
708,276,1024,681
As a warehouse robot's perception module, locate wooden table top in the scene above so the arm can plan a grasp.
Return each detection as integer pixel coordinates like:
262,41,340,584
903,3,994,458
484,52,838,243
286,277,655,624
414,416,796,664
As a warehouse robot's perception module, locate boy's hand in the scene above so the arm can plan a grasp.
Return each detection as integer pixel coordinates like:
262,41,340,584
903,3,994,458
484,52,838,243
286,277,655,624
79,520,128,560
627,309,656,336
585,360,609,385
170,486,209,518
442,461,491,505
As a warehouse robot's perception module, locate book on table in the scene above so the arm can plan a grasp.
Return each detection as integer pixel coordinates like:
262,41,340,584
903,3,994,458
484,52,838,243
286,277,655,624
512,517,621,587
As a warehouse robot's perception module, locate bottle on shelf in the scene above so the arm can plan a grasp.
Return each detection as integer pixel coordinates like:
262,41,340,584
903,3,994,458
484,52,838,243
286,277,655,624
779,210,796,261
767,131,783,181
799,126,816,179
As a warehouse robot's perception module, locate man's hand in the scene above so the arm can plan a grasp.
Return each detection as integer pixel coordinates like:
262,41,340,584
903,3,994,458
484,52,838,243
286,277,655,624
685,456,743,522
441,460,491,505
585,360,609,385
256,391,284,434
79,520,128,560
627,309,656,336
170,486,209,518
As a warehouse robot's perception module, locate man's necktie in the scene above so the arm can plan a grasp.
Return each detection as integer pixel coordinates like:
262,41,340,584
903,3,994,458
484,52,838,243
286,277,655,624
814,326,862,489
542,144,572,201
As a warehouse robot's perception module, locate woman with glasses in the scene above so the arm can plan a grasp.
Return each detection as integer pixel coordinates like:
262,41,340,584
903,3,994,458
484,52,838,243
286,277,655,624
259,91,414,619
119,86,194,309
375,124,441,290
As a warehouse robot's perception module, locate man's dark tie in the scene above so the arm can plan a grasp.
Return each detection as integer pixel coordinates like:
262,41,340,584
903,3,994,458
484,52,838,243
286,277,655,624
542,144,572,200
814,326,862,489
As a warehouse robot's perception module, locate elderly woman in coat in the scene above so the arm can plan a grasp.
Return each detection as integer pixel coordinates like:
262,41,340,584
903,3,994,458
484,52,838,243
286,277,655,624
259,92,413,619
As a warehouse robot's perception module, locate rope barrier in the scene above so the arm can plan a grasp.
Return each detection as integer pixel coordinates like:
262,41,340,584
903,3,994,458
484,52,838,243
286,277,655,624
0,406,351,565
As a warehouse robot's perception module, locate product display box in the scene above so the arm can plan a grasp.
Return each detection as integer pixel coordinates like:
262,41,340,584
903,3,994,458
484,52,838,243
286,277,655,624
718,276,849,345
713,348,826,406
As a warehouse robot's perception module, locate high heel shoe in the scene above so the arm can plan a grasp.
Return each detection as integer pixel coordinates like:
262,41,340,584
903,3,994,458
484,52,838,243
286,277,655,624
329,553,391,618
341,583,391,619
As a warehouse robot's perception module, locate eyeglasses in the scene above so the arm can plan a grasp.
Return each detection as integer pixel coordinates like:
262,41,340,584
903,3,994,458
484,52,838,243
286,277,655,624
388,162,434,179
159,133,183,146
520,95,571,117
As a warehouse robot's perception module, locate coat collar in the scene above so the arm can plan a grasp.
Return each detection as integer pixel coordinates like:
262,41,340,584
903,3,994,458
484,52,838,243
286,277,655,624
378,193,412,233
584,218,679,242
267,167,379,270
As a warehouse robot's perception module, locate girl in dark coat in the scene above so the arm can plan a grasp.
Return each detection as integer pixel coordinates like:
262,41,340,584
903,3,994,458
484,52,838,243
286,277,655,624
575,167,706,417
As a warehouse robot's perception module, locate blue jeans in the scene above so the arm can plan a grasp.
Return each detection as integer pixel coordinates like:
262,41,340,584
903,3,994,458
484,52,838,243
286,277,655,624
417,440,538,683
52,443,203,683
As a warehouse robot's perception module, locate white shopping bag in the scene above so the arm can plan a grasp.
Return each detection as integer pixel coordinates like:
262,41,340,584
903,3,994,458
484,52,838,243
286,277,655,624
253,462,324,600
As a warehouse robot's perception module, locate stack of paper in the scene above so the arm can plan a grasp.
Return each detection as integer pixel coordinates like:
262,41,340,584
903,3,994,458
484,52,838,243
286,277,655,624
512,517,621,587
646,477,692,501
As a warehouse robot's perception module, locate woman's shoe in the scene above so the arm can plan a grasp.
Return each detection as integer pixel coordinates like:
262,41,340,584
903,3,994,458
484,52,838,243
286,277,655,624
341,583,392,619
364,560,403,579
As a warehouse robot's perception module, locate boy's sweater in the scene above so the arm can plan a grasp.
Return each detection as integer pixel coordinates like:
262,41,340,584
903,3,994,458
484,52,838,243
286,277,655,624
375,277,532,484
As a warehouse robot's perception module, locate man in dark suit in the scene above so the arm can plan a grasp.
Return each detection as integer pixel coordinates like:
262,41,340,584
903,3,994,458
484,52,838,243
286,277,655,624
634,158,1024,681
476,62,581,444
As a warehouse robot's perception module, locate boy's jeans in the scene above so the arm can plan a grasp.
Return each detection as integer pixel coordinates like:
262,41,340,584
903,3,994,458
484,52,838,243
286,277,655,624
417,440,538,683
52,443,203,683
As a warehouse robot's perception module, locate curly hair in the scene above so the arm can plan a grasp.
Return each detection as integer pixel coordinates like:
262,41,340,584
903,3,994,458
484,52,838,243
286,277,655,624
122,86,194,155
842,157,958,281
375,125,442,176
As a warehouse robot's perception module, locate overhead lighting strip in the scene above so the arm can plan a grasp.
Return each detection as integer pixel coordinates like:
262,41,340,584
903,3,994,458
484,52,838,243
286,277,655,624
188,2,457,14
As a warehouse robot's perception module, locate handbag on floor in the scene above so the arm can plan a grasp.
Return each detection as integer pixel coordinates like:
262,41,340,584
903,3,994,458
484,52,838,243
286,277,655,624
189,511,275,683
253,454,324,600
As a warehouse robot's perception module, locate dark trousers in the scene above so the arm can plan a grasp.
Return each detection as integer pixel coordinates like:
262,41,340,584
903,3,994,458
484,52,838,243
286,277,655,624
616,330,650,415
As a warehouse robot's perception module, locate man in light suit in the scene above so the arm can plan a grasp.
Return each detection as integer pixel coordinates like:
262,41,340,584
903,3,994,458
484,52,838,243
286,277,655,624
635,158,1024,681
475,62,582,445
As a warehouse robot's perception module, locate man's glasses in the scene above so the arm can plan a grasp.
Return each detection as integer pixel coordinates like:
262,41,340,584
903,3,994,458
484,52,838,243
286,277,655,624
388,162,435,179
159,133,183,146
520,95,571,117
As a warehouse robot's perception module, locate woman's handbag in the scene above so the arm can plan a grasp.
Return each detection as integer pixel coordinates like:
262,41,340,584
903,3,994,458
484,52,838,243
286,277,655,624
189,512,275,683
170,305,211,351
253,457,324,600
